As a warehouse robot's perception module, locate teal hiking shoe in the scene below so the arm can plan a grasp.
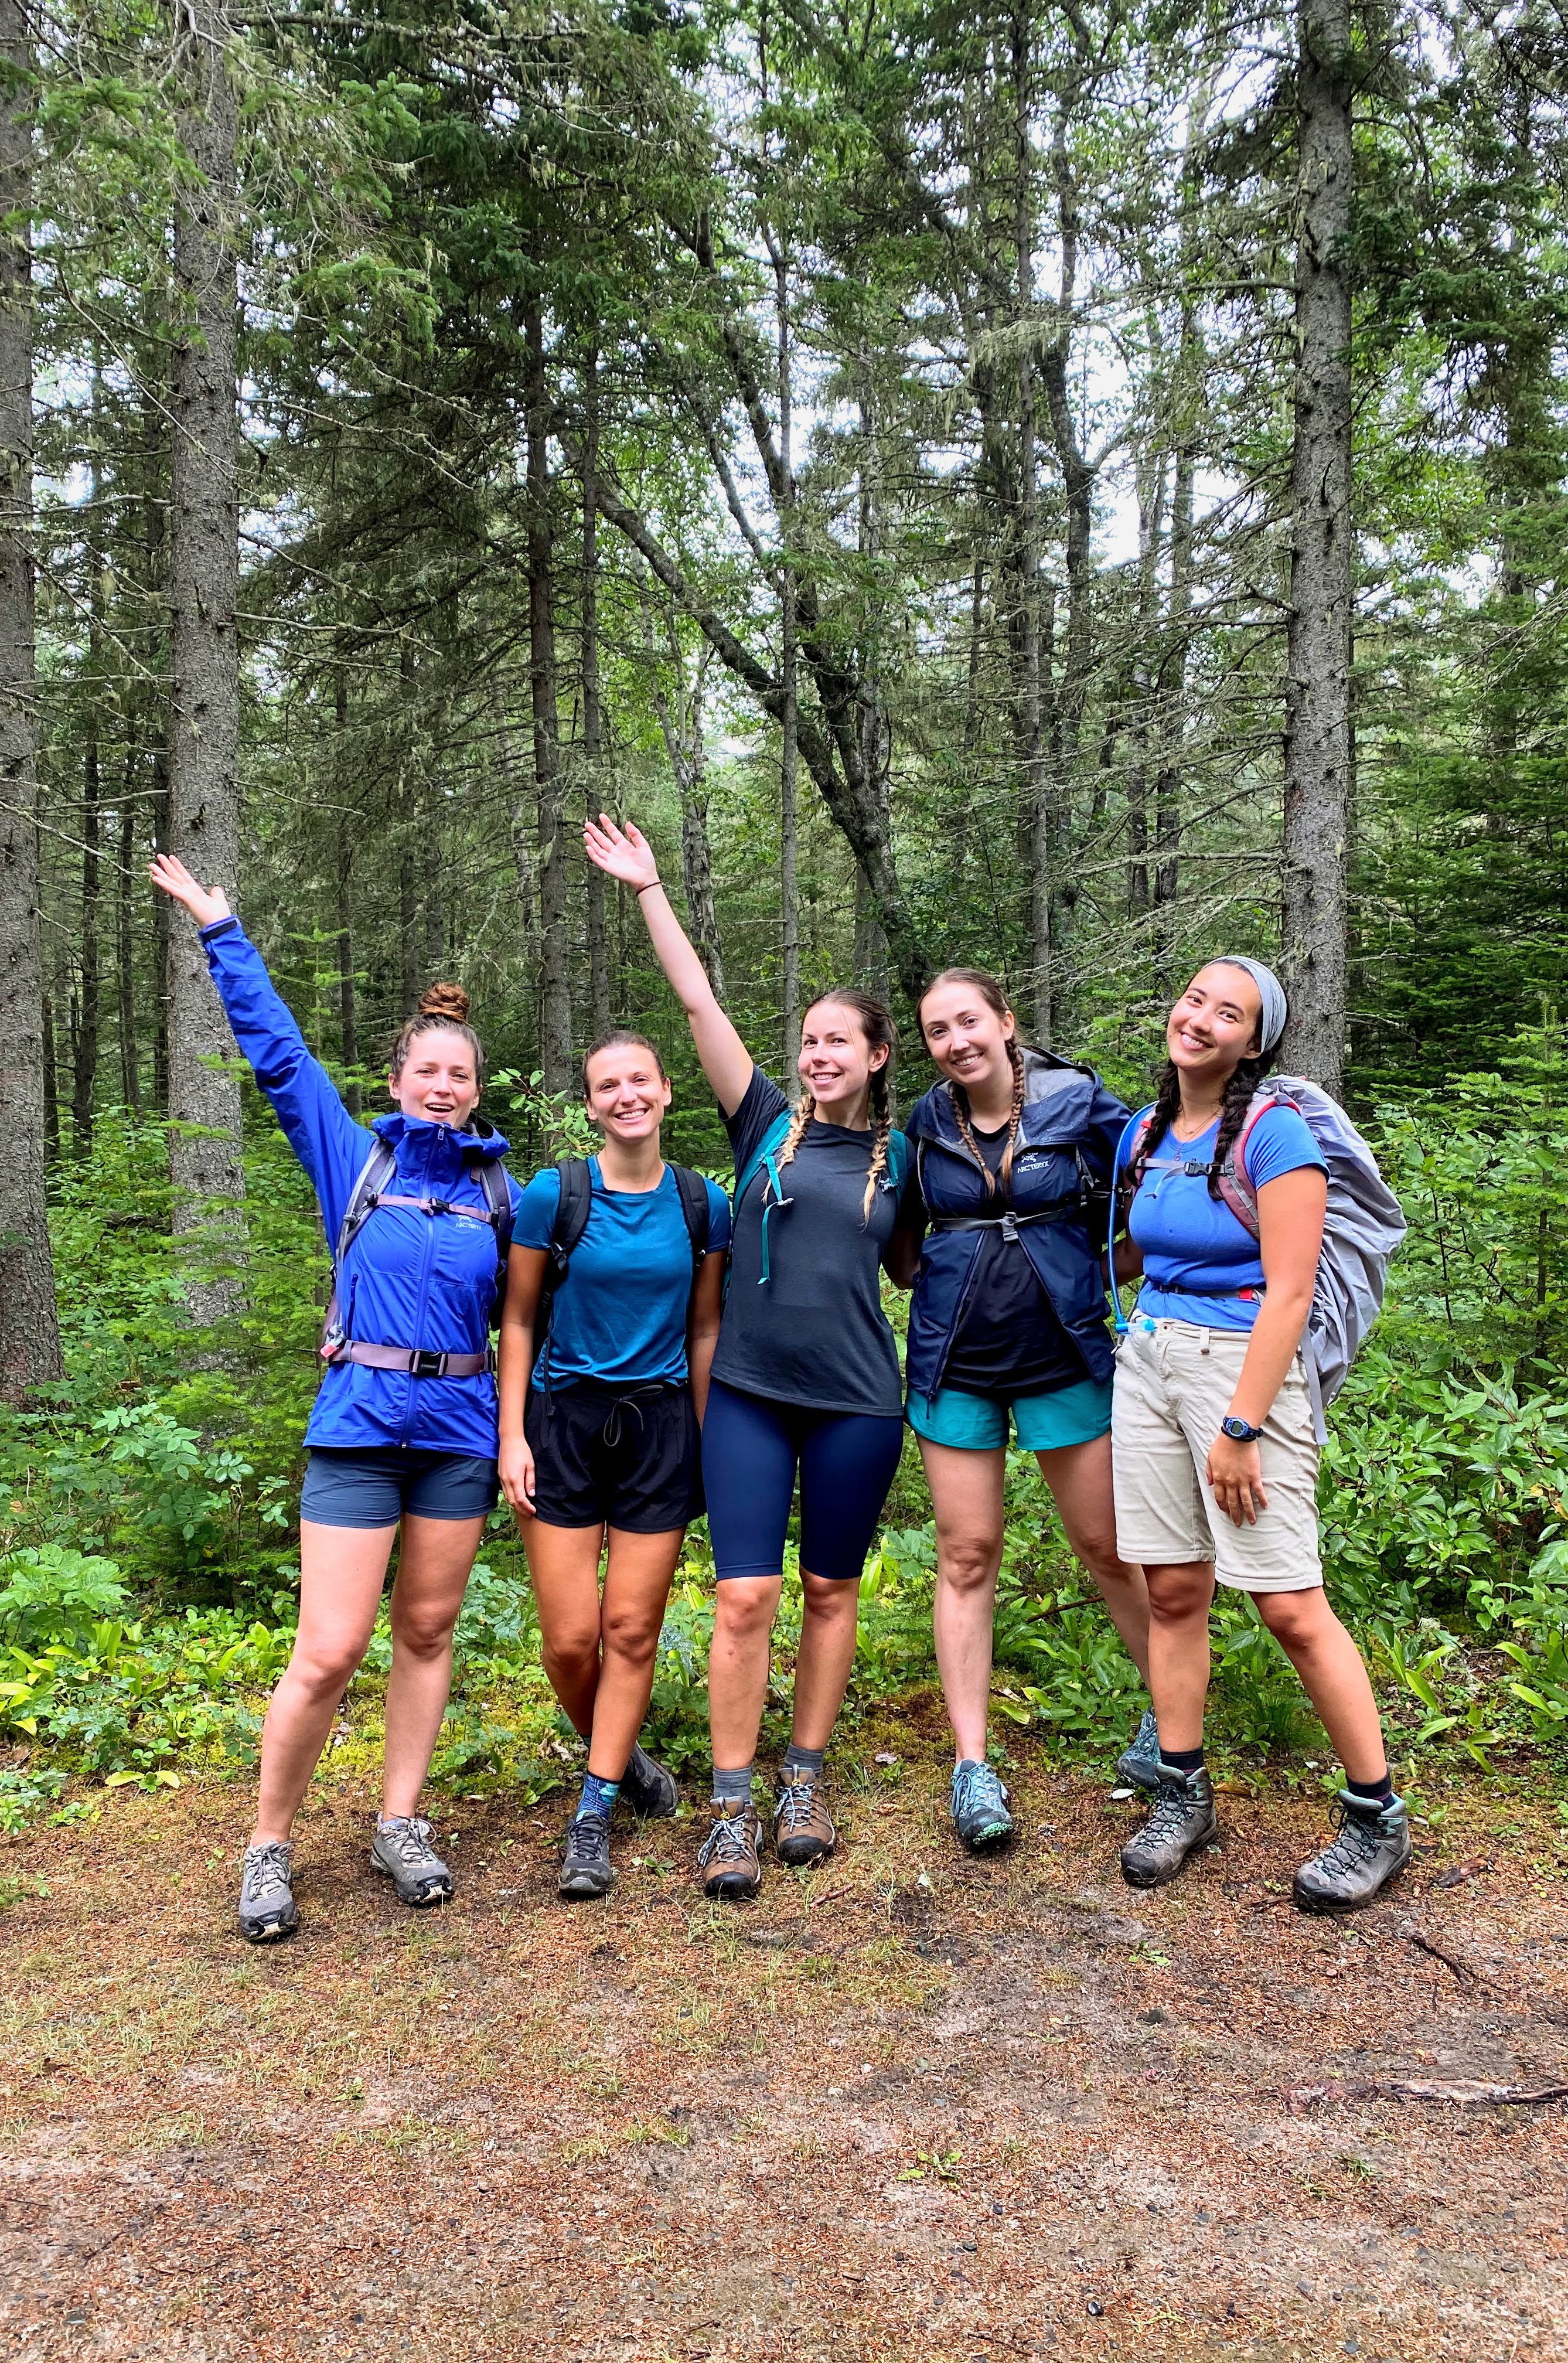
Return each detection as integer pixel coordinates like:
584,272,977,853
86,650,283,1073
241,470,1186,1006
950,1760,1013,1851
1293,1791,1410,1913
1116,1708,1161,1792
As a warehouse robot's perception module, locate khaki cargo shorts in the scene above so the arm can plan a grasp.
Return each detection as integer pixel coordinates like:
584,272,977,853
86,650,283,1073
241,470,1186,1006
1111,1316,1322,1592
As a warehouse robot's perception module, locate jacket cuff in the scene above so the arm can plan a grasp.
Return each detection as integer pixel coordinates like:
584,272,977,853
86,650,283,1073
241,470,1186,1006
199,917,242,943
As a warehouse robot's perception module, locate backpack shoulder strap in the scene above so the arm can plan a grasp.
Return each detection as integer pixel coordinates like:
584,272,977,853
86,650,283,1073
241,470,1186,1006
733,1108,795,1212
1215,1089,1287,1239
466,1152,514,1252
551,1157,594,1268
321,1138,397,1350
670,1165,713,1273
885,1129,909,1191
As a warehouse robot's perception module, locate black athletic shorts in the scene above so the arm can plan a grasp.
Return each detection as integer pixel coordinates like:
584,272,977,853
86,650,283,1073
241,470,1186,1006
524,1378,703,1533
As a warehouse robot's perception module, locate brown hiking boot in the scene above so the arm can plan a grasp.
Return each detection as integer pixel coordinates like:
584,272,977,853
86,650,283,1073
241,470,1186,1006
773,1766,837,1867
697,1802,763,1900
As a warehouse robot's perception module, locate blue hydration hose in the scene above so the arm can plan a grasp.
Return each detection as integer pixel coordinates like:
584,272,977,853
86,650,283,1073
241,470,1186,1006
1106,1107,1149,1337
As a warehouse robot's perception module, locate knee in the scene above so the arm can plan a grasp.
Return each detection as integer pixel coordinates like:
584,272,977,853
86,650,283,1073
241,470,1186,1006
285,1639,363,1702
936,1538,1002,1598
1146,1568,1212,1626
390,1605,458,1663
540,1622,601,1683
601,1605,660,1670
800,1572,858,1623
1256,1591,1328,1654
715,1583,778,1645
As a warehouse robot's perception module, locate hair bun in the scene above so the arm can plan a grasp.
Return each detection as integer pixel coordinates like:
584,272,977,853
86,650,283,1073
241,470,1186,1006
418,981,471,1025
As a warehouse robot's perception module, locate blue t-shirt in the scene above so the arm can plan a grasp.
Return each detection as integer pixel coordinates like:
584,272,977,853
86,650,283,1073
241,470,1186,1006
515,1160,732,1386
1123,1104,1325,1329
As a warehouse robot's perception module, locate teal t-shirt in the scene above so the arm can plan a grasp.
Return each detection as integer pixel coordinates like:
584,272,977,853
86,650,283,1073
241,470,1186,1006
516,1160,731,1386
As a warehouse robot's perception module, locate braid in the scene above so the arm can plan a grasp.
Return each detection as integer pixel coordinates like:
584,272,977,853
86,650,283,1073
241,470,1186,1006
946,1078,997,1197
1209,1054,1269,1200
862,1068,892,1223
997,1036,1027,1198
773,1092,815,1173
1129,1061,1184,1191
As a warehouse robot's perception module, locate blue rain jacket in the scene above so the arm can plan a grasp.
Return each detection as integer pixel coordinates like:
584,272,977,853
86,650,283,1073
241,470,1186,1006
903,1047,1131,1398
200,918,518,1458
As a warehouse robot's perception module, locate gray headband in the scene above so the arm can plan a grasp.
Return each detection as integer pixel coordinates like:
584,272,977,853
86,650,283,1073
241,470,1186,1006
1212,956,1287,1056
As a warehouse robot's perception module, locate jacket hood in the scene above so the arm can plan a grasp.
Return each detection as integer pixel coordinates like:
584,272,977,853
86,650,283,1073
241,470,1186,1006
906,1046,1093,1143
371,1111,512,1160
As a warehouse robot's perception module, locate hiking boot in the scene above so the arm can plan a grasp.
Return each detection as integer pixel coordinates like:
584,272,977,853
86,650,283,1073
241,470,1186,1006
697,1802,763,1899
1293,1790,1411,1914
558,1811,613,1901
370,1815,454,1907
773,1766,837,1867
1116,1707,1162,1793
238,1840,298,1944
621,1741,679,1820
950,1759,1013,1850
1120,1765,1218,1890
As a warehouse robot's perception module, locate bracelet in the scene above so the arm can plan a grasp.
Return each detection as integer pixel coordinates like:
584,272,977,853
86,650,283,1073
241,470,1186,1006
635,879,663,896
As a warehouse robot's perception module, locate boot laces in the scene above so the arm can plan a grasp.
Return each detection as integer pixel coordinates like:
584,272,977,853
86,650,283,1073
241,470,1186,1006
1144,1779,1200,1844
384,1816,439,1867
953,1762,1005,1820
1313,1797,1382,1881
564,1813,609,1868
698,1808,754,1866
776,1777,820,1833
244,1841,292,1901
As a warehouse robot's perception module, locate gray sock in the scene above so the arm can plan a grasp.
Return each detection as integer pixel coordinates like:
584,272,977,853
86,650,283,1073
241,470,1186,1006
783,1742,825,1779
711,1763,754,1807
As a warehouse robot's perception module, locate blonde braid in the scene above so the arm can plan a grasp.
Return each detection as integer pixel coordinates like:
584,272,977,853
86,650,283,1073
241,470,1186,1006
862,1068,892,1223
773,1092,815,1173
997,1037,1027,1198
946,1080,997,1197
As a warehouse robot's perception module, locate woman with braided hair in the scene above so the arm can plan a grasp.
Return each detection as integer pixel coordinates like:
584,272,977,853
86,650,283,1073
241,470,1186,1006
1109,958,1409,1909
585,816,912,1901
886,970,1154,1851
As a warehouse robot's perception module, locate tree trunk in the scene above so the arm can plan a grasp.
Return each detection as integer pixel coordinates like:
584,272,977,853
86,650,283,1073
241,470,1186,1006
335,668,361,1117
73,416,104,1155
1012,9,1051,1043
0,0,61,1395
1281,0,1353,1094
580,349,611,1042
168,0,244,1316
774,244,801,1070
117,755,140,1114
1153,442,1194,992
527,295,570,1091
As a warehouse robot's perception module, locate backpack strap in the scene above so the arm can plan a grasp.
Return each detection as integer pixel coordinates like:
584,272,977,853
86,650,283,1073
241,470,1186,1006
885,1129,909,1192
321,1138,397,1354
670,1163,713,1277
733,1109,796,1285
1212,1090,1287,1241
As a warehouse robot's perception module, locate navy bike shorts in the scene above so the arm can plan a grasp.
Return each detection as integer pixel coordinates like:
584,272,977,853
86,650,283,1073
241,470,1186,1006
300,1446,500,1529
701,1378,905,1582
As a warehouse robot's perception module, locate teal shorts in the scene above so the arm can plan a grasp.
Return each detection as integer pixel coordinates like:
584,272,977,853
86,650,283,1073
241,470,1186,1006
906,1378,1113,1455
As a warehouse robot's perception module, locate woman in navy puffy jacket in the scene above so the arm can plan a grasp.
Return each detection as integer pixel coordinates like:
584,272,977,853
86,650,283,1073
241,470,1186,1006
154,856,520,1945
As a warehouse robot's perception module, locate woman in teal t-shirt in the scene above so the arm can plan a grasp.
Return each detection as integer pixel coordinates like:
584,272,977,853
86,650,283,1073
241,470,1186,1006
497,1030,730,1901
1109,956,1409,1915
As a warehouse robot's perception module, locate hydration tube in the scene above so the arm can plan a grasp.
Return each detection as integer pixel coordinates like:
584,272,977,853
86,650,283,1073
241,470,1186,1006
1106,1106,1151,1336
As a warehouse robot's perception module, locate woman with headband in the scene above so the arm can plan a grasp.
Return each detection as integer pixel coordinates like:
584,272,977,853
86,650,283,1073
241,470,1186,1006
1109,958,1409,1909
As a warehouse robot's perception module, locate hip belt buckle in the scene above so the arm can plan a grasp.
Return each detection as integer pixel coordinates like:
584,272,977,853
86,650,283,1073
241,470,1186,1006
409,1348,449,1379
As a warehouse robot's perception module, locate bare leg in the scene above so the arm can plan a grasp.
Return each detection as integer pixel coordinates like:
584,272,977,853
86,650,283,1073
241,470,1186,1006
790,1572,863,1752
710,1575,782,1769
919,1436,1006,1765
252,1520,399,1844
1255,1588,1389,1782
589,1528,686,1776
1143,1560,1217,1752
381,1513,489,1819
523,1520,609,1739
1034,1431,1151,1684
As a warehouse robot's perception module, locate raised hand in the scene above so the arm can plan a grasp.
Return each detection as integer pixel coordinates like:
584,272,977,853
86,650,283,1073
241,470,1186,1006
149,853,233,931
584,813,660,893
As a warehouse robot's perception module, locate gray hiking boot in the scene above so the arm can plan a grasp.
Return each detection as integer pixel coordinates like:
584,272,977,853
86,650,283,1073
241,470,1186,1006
697,1802,763,1899
1115,1707,1162,1793
621,1741,679,1820
1293,1790,1411,1913
950,1759,1013,1850
238,1840,299,1944
370,1815,454,1907
558,1811,613,1901
1120,1764,1219,1890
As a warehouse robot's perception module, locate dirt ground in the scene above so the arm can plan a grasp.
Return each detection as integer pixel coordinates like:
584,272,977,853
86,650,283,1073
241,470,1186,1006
2,1727,1566,2363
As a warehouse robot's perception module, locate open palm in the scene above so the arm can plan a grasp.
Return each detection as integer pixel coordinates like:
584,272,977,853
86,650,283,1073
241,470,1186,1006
583,813,659,891
149,853,232,931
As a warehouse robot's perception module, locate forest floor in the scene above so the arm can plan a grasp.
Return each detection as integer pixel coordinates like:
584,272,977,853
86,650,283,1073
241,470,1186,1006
2,1706,1566,2363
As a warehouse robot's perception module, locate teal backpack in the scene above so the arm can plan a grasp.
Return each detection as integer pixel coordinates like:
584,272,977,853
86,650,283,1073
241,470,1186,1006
734,1111,909,1283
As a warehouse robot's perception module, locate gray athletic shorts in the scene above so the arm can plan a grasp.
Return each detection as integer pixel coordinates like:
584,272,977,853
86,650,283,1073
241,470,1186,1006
300,1446,499,1529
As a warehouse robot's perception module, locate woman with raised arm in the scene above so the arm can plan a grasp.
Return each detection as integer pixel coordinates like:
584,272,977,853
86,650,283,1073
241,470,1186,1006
497,1029,730,1902
1111,956,1409,1909
585,816,912,1902
152,853,520,1944
885,969,1154,1853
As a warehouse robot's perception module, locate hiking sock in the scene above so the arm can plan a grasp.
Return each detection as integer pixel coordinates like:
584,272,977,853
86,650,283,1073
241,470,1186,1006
1158,1742,1206,1776
576,1771,621,1822
782,1742,826,1780
712,1763,755,1808
1345,1768,1395,1807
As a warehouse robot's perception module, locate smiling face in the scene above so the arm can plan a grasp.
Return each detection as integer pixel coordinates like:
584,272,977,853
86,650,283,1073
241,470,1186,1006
583,1040,672,1146
918,978,1016,1102
388,1027,481,1128
1166,962,1264,1095
798,998,888,1122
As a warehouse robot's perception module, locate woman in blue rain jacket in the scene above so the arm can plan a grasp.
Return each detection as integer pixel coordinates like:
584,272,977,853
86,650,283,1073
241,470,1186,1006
153,854,519,1947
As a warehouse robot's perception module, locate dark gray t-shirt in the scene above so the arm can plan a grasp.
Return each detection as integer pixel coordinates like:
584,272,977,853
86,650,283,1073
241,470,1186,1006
714,1066,910,1417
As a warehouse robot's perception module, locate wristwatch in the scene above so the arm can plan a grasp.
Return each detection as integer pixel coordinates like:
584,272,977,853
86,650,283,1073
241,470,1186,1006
1220,1414,1263,1443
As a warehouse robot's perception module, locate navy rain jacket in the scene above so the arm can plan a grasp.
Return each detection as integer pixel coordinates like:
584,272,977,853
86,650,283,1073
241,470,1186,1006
200,918,519,1459
903,1047,1131,1398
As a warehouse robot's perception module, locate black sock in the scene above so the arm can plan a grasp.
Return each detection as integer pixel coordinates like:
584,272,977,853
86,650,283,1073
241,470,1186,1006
1345,1768,1395,1806
1159,1742,1205,1776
